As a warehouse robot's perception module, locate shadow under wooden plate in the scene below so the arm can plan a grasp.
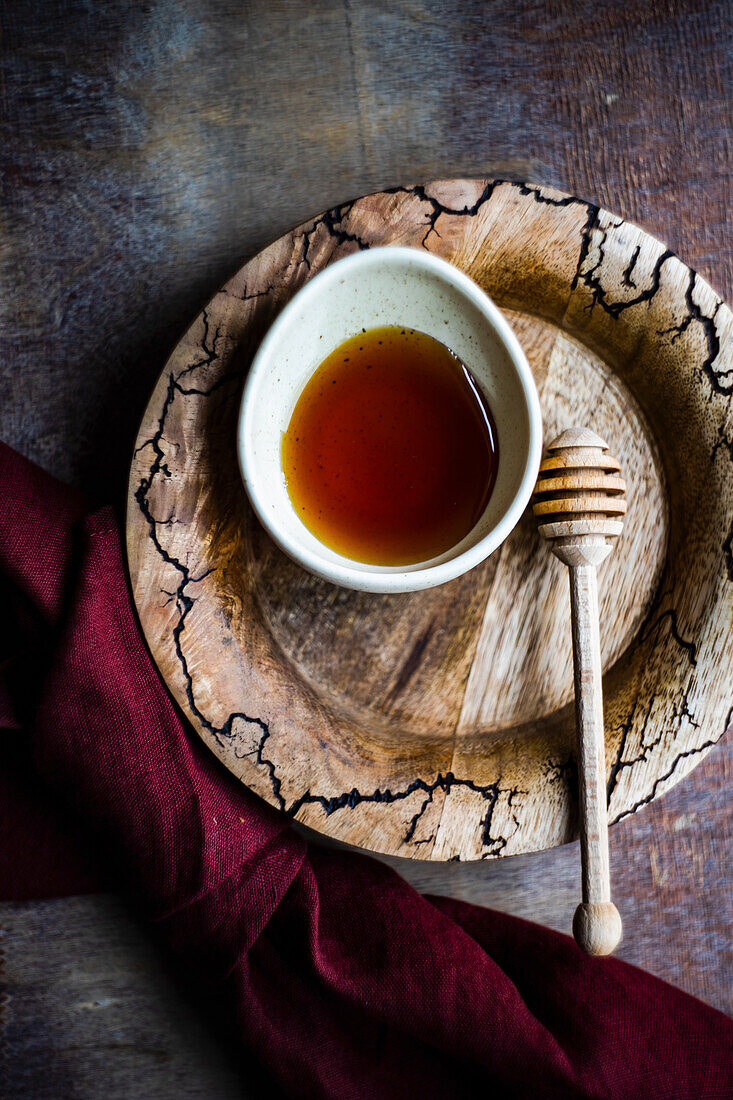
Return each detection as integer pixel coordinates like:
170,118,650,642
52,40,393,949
127,180,732,861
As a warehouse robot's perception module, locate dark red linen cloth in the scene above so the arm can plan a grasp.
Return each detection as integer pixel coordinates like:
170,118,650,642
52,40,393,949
1,440,731,1099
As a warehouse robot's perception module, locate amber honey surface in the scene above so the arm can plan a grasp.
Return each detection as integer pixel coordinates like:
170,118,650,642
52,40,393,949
281,325,498,566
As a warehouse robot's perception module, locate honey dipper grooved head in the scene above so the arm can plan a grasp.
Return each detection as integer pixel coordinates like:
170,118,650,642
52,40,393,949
532,427,626,568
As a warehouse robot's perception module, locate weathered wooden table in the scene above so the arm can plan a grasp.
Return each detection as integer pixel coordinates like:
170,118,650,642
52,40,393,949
1,1,730,1095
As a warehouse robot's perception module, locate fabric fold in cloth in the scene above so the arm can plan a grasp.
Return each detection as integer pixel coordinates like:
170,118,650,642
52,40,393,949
1,439,731,1099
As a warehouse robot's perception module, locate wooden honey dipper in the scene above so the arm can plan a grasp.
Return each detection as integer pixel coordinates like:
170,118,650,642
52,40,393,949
532,427,626,955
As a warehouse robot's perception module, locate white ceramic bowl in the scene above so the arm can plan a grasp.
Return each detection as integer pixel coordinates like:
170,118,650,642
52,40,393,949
238,247,541,592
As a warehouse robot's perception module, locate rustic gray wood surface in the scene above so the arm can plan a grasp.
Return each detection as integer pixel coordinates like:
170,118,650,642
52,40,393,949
0,896,255,1099
1,0,731,1095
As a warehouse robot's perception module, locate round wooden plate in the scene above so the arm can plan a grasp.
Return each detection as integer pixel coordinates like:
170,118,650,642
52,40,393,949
127,180,732,861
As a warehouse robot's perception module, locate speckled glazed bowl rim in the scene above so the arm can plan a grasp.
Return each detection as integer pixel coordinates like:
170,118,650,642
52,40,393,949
238,246,542,592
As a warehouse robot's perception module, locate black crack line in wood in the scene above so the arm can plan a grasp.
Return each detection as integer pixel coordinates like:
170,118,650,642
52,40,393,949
278,766,524,853
671,690,700,730
134,323,264,752
578,242,729,402
573,209,669,315
480,787,523,858
698,393,732,581
606,588,710,808
543,755,577,787
224,281,278,303
656,269,729,397
387,181,601,284
568,202,599,289
710,406,733,581
654,265,732,576
712,424,733,465
622,244,641,288
607,696,658,802
724,704,733,737
638,607,698,667
383,180,500,248
606,703,638,806
577,217,659,318
723,520,733,582
515,182,590,209
612,736,723,824
297,201,370,270
606,682,700,809
176,306,224,384
386,179,598,253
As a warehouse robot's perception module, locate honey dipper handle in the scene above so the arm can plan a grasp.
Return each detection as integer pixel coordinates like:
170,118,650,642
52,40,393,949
568,564,622,956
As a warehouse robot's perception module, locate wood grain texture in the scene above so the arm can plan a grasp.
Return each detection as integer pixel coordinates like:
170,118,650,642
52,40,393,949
0,896,268,1099
533,431,627,954
127,180,732,862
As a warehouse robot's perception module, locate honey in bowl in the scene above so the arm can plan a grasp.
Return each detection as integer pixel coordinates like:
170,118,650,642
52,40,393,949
281,325,499,566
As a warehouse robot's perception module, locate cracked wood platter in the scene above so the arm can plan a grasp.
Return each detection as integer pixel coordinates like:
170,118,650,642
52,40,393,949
127,180,733,861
